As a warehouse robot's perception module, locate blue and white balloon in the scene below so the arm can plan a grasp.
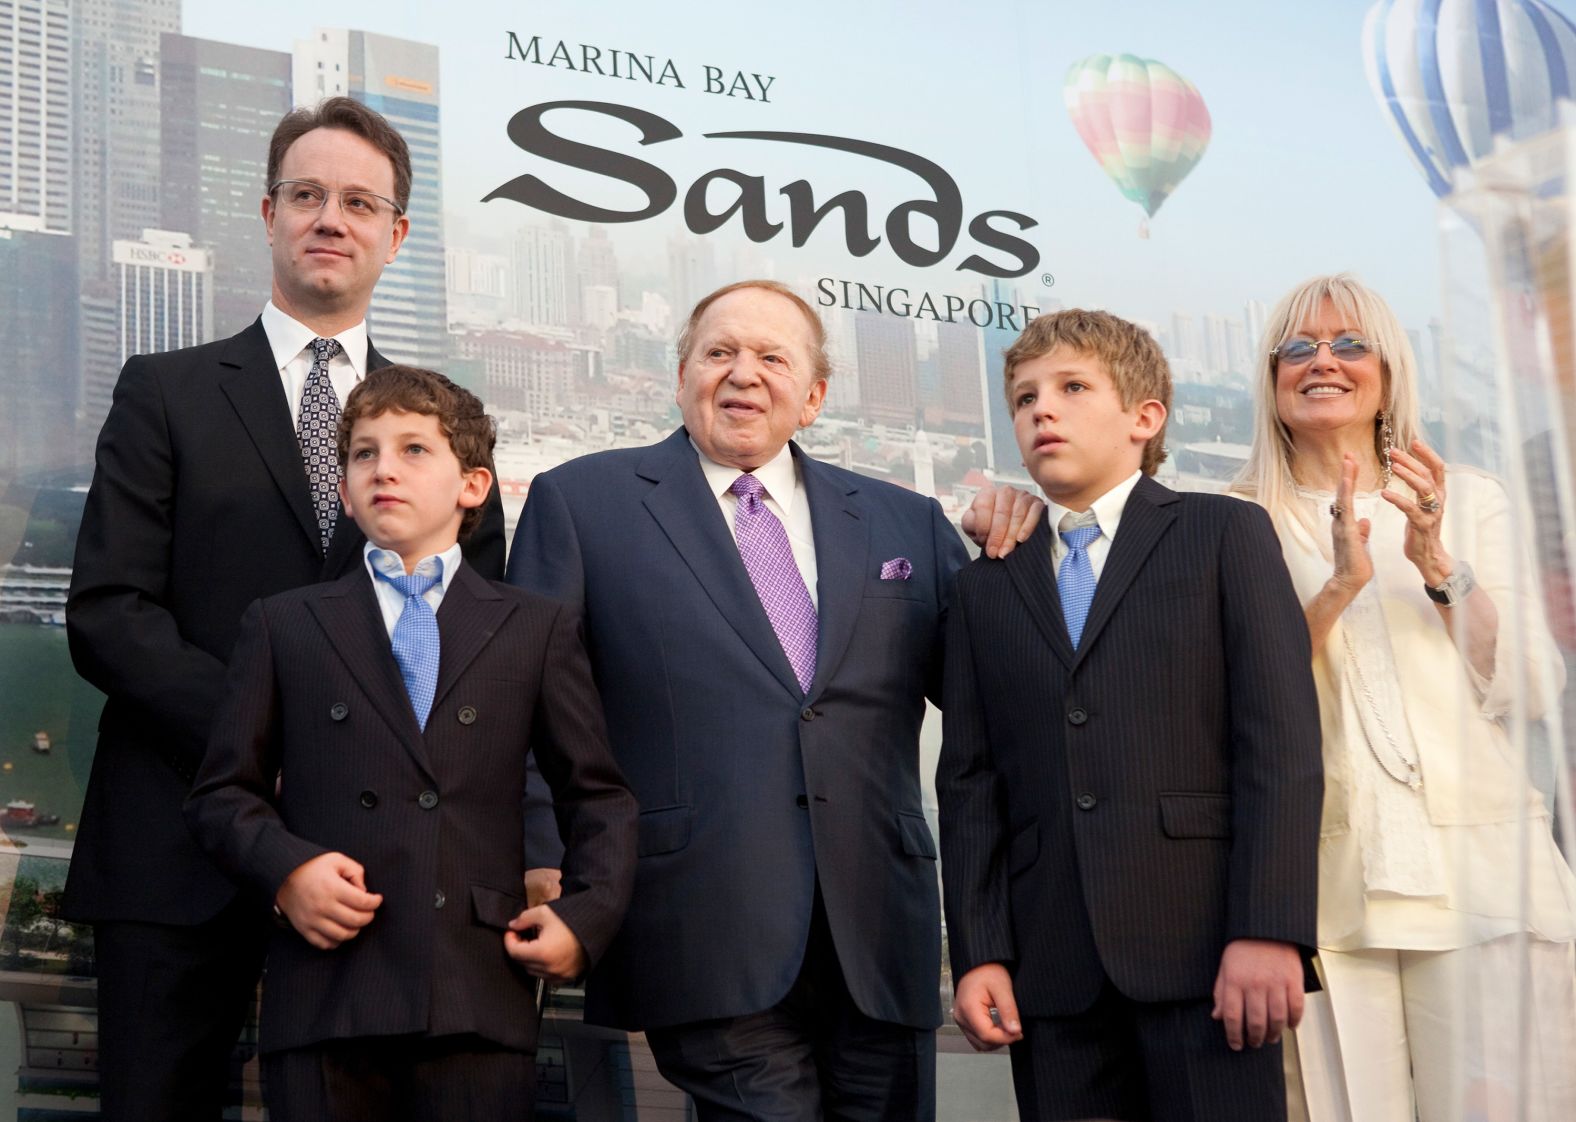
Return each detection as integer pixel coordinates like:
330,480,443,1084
1364,0,1576,197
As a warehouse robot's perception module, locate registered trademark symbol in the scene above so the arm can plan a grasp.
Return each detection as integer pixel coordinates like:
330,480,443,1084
1041,273,1055,287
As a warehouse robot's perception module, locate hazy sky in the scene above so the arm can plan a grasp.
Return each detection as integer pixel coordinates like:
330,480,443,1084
183,0,1482,333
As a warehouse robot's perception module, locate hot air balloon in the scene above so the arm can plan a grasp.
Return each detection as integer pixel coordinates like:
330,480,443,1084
1364,0,1576,199
1063,53,1213,238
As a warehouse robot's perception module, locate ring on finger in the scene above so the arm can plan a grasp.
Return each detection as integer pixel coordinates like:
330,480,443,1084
1329,502,1345,519
1418,492,1441,513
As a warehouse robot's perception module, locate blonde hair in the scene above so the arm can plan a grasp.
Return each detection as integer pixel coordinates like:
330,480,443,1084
1232,273,1422,533
1003,308,1172,475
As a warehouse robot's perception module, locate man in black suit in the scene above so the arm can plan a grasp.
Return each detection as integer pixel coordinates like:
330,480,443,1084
938,309,1322,1121
508,280,1039,1120
64,97,504,1121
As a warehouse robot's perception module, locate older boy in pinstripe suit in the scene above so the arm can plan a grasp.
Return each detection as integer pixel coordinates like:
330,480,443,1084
937,310,1323,1122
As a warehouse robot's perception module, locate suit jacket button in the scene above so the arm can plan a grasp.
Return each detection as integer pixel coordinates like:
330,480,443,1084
418,790,439,810
457,706,477,725
800,707,816,721
1076,793,1097,811
434,890,446,909
1067,706,1088,726
359,790,378,809
796,794,809,809
330,703,349,721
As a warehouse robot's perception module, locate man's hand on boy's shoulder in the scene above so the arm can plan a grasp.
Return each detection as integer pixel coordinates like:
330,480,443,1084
275,852,383,950
952,962,1025,1052
1210,938,1305,1052
504,903,588,984
961,483,1044,559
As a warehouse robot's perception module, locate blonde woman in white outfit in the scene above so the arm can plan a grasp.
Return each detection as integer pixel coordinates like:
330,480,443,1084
1232,273,1576,1122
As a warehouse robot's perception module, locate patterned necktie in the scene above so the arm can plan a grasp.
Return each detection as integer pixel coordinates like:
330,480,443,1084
297,337,343,553
1058,513,1102,649
730,473,818,693
375,561,442,730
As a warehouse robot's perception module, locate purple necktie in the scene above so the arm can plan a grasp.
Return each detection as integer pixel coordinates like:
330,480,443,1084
730,473,818,693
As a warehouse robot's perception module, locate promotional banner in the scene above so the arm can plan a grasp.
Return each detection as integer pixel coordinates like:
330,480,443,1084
1,0,1570,1115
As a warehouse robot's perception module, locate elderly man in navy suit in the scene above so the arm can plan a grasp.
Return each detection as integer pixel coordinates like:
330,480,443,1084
507,279,1036,1120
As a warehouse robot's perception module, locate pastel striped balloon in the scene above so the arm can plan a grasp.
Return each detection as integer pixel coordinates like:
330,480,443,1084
1063,53,1213,226
1364,0,1576,199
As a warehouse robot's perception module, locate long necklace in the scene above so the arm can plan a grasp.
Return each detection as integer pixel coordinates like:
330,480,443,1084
1340,581,1423,791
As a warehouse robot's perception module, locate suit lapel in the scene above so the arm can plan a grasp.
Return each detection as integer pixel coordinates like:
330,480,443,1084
217,319,321,553
307,570,434,778
639,429,804,701
1070,475,1179,668
798,448,867,702
1005,519,1076,669
431,563,511,714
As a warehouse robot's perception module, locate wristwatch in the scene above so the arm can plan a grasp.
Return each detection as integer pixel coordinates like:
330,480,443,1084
1425,560,1475,606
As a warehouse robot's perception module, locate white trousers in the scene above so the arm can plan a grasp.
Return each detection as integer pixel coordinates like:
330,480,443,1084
1287,935,1576,1122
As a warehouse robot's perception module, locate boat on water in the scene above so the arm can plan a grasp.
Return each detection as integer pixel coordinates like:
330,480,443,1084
31,731,50,754
2,800,60,827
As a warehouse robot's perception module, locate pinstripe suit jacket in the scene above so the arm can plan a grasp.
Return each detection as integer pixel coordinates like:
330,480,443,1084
184,563,637,1054
938,476,1322,1014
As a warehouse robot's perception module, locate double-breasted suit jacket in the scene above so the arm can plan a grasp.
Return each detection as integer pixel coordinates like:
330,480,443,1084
184,563,636,1054
938,476,1323,1015
63,319,505,927
507,427,971,1032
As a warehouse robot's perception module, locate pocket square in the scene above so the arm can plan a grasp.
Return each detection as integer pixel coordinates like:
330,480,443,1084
879,557,913,580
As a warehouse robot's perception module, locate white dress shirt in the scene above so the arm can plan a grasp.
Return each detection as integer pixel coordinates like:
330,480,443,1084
260,300,370,420
363,541,463,639
1045,469,1143,580
695,441,820,610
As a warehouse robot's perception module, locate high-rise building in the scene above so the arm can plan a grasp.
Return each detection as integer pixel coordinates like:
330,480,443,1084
1243,298,1267,355
1226,318,1250,378
854,311,917,428
511,223,574,327
446,246,510,326
820,306,860,416
112,228,214,364
1171,311,1201,367
667,234,716,321
160,34,291,338
294,29,448,367
1202,313,1230,377
0,0,72,233
937,320,984,432
0,215,76,474
74,0,180,283
578,224,619,305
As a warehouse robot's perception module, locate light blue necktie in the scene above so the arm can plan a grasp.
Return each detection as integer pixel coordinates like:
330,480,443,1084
375,560,442,730
1058,516,1101,649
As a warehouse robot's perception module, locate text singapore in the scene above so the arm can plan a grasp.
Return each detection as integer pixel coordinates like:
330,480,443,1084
485,100,1042,279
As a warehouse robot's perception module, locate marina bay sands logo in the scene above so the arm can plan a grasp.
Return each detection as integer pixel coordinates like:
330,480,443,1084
484,100,1042,280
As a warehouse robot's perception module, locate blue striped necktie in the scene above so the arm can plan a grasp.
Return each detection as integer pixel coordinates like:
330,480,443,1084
375,560,442,730
1058,514,1102,649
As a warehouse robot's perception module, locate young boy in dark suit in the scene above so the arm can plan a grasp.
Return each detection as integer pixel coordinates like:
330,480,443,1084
186,365,636,1120
937,310,1323,1122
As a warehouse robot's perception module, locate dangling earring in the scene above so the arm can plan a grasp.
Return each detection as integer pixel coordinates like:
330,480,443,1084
1378,410,1395,487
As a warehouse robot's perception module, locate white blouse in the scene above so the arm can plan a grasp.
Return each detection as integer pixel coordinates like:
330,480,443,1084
1283,475,1576,952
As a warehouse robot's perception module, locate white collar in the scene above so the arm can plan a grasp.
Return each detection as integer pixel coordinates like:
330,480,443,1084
1046,469,1143,538
363,541,463,593
261,300,369,377
694,440,800,515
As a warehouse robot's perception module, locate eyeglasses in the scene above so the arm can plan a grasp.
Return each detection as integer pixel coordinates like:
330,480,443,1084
269,180,405,221
1272,335,1371,365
